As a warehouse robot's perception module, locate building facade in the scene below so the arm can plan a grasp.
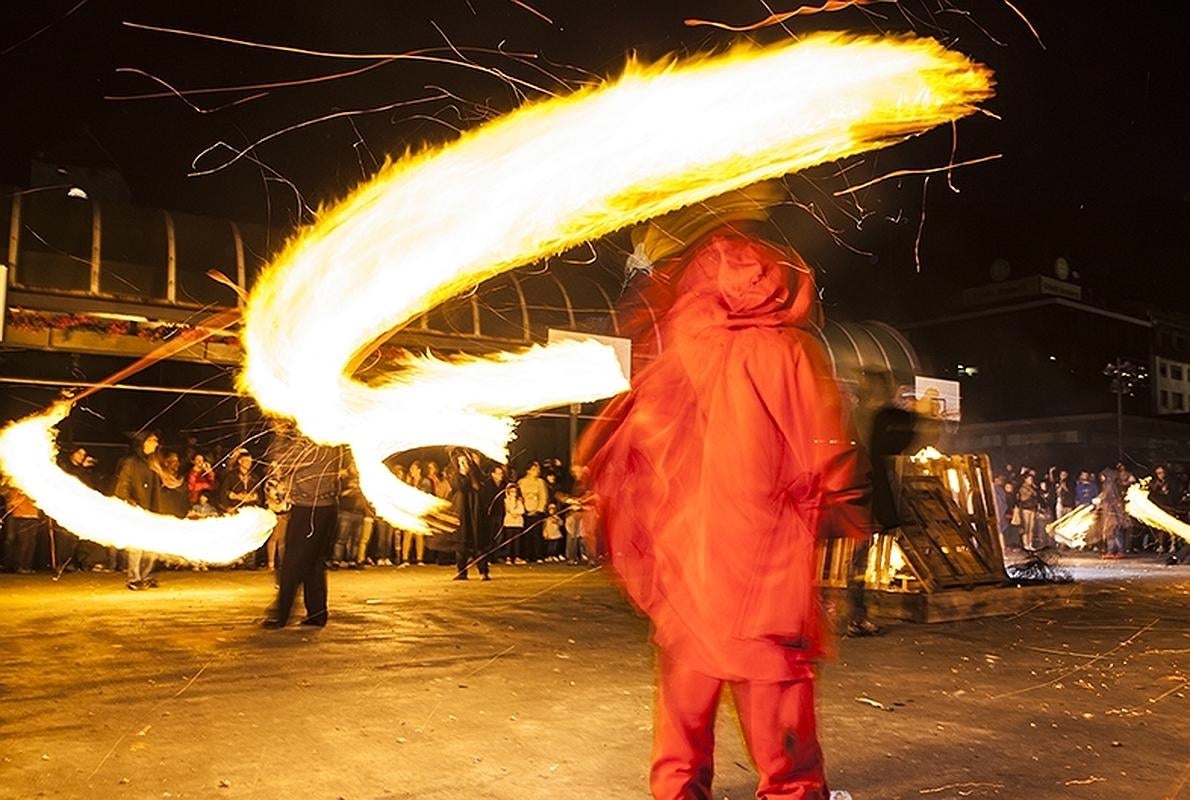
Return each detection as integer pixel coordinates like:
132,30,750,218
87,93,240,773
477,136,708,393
901,275,1190,473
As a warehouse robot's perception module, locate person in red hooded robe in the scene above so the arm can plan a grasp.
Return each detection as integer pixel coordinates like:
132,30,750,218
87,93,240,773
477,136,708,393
580,184,870,800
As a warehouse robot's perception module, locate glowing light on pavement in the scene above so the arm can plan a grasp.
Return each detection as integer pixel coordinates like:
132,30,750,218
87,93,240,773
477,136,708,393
241,33,993,531
0,404,276,564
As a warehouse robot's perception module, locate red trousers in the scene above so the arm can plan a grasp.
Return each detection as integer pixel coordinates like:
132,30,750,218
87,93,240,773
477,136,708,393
651,653,827,800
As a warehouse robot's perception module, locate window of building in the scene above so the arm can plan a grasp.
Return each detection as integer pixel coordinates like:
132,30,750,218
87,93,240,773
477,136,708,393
172,212,239,308
100,205,168,300
1159,361,1169,378
1161,390,1170,408
1174,393,1186,412
1172,365,1185,382
17,191,92,291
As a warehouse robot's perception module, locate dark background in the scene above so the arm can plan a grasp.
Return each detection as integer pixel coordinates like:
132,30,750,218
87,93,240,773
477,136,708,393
2,0,1188,319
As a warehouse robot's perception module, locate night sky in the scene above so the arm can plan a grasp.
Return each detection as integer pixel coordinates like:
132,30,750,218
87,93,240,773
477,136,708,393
2,1,1187,320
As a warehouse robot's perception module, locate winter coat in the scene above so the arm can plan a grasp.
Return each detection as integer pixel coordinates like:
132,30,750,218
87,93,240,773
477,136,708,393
583,229,869,681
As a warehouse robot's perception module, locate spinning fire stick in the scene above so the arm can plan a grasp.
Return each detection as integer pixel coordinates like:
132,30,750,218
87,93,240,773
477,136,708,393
1,33,993,552
241,33,994,532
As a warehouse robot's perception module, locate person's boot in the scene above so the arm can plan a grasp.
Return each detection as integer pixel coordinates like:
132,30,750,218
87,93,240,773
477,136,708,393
845,619,883,637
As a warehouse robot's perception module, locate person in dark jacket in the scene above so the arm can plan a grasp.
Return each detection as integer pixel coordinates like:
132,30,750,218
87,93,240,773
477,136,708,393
478,463,508,563
113,431,162,590
219,449,261,511
156,450,190,519
53,446,98,570
450,449,489,581
848,368,916,637
1148,465,1175,553
1097,468,1129,558
263,424,344,628
2,480,41,574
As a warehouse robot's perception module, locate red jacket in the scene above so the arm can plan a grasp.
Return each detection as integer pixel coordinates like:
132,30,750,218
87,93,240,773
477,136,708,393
583,229,869,681
186,465,218,506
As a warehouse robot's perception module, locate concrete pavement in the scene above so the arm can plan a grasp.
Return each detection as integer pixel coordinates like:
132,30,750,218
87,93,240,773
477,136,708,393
0,554,1187,799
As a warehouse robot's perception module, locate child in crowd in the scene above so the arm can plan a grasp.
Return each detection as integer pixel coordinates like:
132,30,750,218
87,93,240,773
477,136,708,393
187,491,217,571
542,502,564,562
188,491,218,519
503,483,526,564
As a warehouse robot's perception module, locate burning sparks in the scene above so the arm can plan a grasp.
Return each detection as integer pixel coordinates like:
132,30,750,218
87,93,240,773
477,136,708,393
0,404,276,564
685,1,890,33
241,34,993,531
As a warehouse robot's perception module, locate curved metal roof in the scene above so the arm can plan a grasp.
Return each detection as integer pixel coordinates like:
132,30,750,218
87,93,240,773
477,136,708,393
2,187,917,382
396,261,919,384
816,319,920,387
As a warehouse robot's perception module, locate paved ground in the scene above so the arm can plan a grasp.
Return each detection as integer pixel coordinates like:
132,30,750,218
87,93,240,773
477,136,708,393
0,554,1187,800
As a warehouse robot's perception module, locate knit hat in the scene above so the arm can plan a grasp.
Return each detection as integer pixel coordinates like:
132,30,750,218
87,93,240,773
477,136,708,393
627,181,784,275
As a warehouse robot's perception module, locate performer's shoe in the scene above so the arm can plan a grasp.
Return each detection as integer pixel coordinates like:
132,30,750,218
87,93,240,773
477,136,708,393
299,618,326,628
846,619,883,637
481,573,491,581
143,578,158,588
452,573,469,581
126,581,143,591
261,618,286,629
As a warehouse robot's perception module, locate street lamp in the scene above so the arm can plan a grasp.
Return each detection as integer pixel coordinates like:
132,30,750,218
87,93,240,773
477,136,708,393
1103,358,1148,463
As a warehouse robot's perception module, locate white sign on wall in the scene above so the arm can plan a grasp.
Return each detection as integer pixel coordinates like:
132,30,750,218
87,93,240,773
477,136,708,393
914,375,961,421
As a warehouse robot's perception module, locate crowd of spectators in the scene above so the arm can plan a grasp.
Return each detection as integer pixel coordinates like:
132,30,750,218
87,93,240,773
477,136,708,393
337,454,600,574
7,428,1188,579
1,430,599,582
991,460,1190,559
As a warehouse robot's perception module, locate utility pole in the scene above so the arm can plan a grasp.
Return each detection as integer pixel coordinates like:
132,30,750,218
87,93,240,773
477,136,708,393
1103,358,1148,465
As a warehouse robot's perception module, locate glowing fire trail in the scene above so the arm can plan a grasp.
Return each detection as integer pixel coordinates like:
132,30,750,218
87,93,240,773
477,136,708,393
0,404,276,564
241,33,993,532
1125,482,1190,544
1048,503,1098,550
0,311,279,563
1047,481,1190,550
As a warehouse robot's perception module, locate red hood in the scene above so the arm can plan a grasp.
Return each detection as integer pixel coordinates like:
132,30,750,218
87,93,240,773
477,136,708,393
669,229,821,332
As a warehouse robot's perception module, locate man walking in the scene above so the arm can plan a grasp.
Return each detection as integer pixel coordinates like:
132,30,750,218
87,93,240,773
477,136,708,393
263,424,344,628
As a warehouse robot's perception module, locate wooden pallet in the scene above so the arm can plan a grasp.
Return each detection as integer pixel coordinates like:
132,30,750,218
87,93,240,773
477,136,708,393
816,536,856,589
817,452,1009,599
895,474,1006,591
895,452,1007,577
861,582,1083,623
